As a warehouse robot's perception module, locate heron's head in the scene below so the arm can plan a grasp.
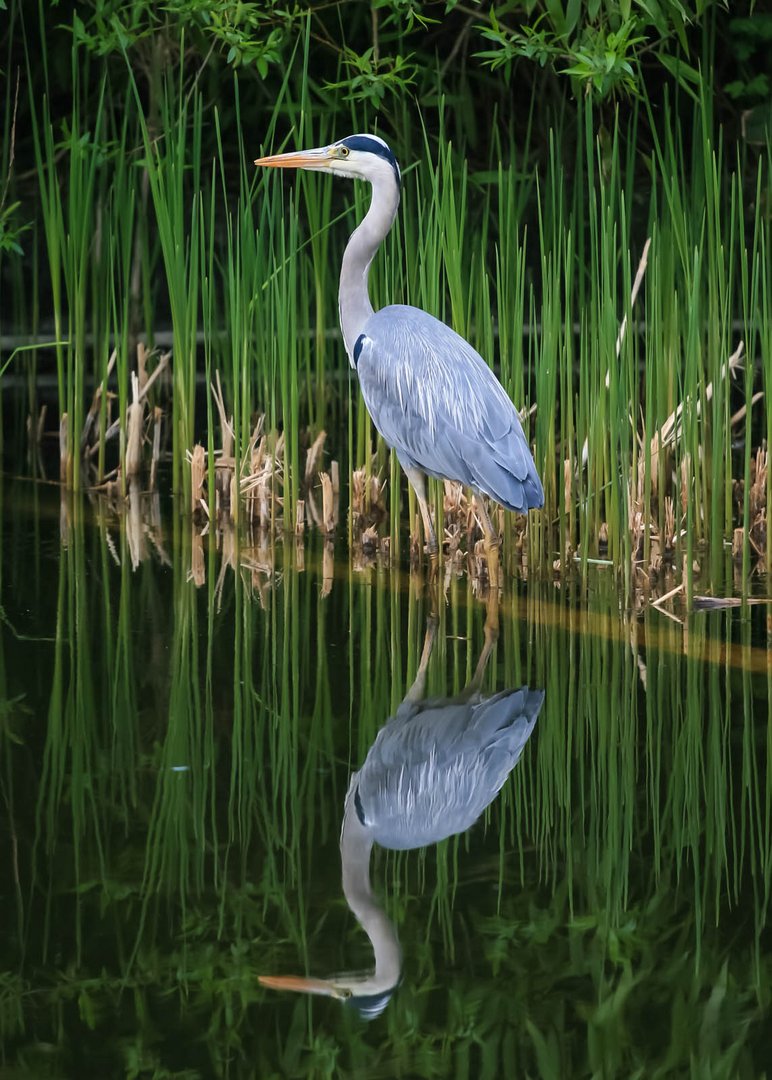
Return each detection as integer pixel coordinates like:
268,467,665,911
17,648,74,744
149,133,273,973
259,972,396,1020
255,134,401,188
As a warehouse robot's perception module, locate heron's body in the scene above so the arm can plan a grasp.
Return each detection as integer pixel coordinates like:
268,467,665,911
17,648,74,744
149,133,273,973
353,685,544,849
259,618,544,1015
356,305,543,513
255,134,544,557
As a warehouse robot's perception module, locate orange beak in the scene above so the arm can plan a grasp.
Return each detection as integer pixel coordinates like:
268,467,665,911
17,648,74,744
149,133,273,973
254,148,330,170
259,973,349,999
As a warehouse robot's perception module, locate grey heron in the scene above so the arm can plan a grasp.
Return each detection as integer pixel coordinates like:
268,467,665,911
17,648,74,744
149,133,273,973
259,618,544,1017
254,135,544,578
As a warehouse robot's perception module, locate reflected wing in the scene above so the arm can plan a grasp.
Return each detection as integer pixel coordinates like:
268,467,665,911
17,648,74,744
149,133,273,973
357,687,544,849
356,305,543,512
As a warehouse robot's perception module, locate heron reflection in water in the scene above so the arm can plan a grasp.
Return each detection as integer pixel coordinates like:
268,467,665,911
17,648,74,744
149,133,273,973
259,617,544,1018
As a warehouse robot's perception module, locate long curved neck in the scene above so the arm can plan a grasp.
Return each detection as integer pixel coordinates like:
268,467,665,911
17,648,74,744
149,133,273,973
340,789,402,989
339,173,400,360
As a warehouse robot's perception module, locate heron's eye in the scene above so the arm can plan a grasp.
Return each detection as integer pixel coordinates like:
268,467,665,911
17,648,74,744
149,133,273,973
339,145,350,158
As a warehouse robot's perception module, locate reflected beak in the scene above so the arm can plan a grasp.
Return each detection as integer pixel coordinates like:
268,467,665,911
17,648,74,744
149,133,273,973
254,148,329,171
259,974,350,999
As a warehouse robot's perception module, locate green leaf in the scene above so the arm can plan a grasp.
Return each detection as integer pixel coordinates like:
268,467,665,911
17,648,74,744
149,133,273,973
545,0,567,37
525,1019,561,1078
565,0,582,35
658,51,702,102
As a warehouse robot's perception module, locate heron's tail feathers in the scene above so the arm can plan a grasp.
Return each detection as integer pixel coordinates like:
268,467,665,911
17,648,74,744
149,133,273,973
470,687,544,754
456,431,544,513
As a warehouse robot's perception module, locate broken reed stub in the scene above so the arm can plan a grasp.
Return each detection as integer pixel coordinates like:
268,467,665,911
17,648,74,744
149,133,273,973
320,473,336,535
190,444,206,515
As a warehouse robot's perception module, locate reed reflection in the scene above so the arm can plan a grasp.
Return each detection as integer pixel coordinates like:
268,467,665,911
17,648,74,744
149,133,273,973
260,615,544,1018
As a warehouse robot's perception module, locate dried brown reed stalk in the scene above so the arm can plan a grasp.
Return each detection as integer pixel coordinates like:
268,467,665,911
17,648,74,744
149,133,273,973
627,454,647,563
657,341,745,461
36,404,47,445
59,413,70,484
442,480,474,556
321,540,334,598
580,238,651,467
91,486,169,570
351,468,366,523
732,524,746,562
210,372,235,516
189,525,206,587
214,522,239,611
80,349,117,456
125,487,146,569
103,347,170,445
651,581,684,624
692,594,772,610
613,239,651,377
240,435,283,531
305,431,327,486
125,372,144,486
734,444,770,559
302,449,339,537
663,497,676,553
186,380,290,533
730,391,764,431
189,444,207,518
295,536,306,572
621,340,747,570
65,344,172,492
361,524,379,551
351,459,387,536
680,454,691,519
149,407,162,491
137,341,149,394
320,472,336,535
750,445,767,516
470,538,491,594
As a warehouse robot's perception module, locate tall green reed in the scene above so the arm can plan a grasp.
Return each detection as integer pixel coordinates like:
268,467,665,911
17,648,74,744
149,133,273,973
129,72,202,505
9,29,771,580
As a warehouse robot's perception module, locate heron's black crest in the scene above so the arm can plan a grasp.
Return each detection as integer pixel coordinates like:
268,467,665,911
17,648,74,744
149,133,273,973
353,333,366,368
340,135,401,187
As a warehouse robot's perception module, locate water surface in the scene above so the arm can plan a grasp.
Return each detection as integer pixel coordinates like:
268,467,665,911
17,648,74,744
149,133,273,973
0,480,770,1078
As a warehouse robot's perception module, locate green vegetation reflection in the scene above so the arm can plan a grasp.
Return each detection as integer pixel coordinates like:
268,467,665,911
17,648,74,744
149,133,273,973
0,484,769,1077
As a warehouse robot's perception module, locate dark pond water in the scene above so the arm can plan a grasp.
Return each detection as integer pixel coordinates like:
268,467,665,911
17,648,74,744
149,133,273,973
0,479,770,1078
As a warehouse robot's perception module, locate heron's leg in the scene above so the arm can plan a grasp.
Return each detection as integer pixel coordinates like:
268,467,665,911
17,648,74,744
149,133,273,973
453,595,499,703
462,594,499,696
473,493,501,590
403,465,439,563
403,616,438,704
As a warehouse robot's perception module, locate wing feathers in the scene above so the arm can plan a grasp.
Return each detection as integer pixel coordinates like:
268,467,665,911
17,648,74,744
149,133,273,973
357,305,543,511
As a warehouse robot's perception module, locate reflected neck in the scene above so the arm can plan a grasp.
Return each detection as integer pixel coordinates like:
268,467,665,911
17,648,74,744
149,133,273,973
340,785,402,989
